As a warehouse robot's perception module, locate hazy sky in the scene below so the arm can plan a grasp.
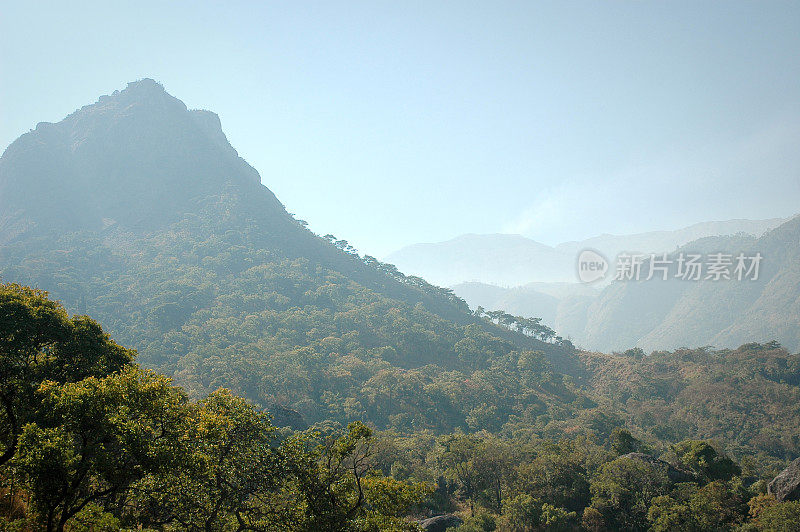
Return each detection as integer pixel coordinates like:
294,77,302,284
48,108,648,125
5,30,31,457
2,1,799,257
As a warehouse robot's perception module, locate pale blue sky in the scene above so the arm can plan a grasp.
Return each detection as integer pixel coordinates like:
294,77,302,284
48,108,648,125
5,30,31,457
2,1,799,256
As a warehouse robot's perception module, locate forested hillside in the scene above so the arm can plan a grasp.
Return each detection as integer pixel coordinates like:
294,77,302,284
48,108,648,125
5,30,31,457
581,344,800,460
3,284,800,531
0,80,579,430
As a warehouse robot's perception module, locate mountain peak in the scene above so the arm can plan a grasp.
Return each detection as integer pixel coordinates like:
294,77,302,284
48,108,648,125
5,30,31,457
89,77,187,115
0,79,274,242
126,77,165,91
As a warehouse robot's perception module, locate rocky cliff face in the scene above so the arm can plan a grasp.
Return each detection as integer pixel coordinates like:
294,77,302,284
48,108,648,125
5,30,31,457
769,458,800,502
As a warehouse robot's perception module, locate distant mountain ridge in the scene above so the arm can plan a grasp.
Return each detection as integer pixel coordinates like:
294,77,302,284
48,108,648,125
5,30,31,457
454,216,800,353
554,218,786,260
385,218,786,287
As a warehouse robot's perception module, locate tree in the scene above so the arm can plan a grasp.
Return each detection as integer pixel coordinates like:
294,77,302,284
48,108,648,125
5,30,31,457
360,475,432,530
498,493,542,531
688,479,749,530
539,503,576,530
589,455,670,530
609,427,641,455
433,433,481,516
755,500,800,531
0,283,133,467
14,367,185,532
647,495,696,532
472,436,515,513
516,440,590,512
131,388,283,531
581,506,604,531
748,493,778,520
623,347,645,360
282,421,376,531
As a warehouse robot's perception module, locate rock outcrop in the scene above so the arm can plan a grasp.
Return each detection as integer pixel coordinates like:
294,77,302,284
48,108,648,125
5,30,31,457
417,514,463,532
768,458,800,502
621,452,696,484
267,403,308,431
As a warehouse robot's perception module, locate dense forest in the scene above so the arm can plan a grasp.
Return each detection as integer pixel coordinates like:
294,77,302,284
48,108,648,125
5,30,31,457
0,206,583,434
3,283,800,531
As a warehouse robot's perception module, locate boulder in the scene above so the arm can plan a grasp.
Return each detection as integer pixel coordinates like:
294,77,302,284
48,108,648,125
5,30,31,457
417,514,463,532
621,452,696,483
267,403,308,430
768,458,800,502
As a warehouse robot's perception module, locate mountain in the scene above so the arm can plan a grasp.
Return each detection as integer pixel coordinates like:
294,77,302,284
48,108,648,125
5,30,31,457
0,79,269,243
6,81,800,532
385,219,786,287
572,218,800,352
451,217,800,353
483,218,800,353
554,218,786,260
638,215,800,352
0,79,581,431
